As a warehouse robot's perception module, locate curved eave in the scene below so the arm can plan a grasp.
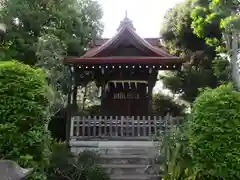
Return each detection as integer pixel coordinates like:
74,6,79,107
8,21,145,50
64,56,183,64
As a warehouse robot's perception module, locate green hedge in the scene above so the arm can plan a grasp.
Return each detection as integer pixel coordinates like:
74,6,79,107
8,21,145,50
0,61,52,179
188,84,240,179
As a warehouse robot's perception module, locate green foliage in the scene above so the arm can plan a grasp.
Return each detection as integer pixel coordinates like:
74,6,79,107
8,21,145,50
0,61,52,179
188,84,240,179
160,0,222,103
191,0,223,47
190,0,239,89
212,54,230,83
152,93,186,116
160,125,194,180
77,81,100,111
160,68,217,102
161,0,209,56
47,142,110,180
82,105,101,116
191,0,240,46
36,34,70,114
0,0,103,113
0,0,103,64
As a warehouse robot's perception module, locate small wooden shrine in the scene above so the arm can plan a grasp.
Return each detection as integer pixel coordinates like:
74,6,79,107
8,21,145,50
65,14,183,116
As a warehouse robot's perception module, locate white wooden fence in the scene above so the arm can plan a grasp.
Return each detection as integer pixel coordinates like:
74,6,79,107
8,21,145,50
70,114,184,140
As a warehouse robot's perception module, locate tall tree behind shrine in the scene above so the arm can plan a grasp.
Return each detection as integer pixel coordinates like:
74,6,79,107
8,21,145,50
160,0,230,102
0,0,103,64
191,0,240,89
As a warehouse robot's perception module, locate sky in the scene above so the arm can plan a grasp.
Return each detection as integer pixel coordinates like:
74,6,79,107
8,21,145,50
97,0,184,38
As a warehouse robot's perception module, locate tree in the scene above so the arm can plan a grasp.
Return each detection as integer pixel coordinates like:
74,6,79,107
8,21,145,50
191,0,240,88
0,0,103,64
0,61,52,179
160,0,210,56
152,93,186,116
36,34,70,115
160,0,221,102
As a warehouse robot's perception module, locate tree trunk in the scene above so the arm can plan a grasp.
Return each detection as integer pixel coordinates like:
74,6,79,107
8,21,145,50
81,85,88,110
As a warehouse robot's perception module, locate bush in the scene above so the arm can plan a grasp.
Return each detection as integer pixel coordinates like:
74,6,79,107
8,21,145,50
188,84,240,179
47,142,110,180
0,61,52,179
152,93,186,116
159,121,194,180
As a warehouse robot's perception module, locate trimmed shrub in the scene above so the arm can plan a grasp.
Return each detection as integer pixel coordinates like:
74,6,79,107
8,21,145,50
0,61,52,179
188,84,240,179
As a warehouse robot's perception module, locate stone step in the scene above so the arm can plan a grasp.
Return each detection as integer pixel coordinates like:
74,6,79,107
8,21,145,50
110,174,161,180
101,155,155,164
101,164,159,176
99,147,157,156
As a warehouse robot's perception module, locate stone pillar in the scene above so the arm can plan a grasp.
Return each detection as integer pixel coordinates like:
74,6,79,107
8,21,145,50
0,160,33,180
0,23,6,43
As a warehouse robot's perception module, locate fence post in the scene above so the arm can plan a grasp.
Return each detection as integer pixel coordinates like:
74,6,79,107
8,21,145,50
109,116,113,137
137,116,140,136
82,116,85,137
76,116,80,136
70,117,74,137
121,116,124,137
93,116,97,137
132,116,135,137
148,116,151,137
99,116,102,137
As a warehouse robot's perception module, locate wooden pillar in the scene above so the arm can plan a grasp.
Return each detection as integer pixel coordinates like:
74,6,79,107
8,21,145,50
147,81,153,116
147,67,154,116
100,81,106,115
66,65,74,142
72,66,78,107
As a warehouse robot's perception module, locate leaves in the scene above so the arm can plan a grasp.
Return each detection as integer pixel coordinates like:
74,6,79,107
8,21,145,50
0,0,103,63
152,93,186,116
0,61,52,179
0,0,103,114
159,124,194,179
36,34,70,114
47,142,110,180
160,0,221,103
188,84,240,179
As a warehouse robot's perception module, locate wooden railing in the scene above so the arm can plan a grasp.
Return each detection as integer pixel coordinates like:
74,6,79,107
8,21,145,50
70,114,184,140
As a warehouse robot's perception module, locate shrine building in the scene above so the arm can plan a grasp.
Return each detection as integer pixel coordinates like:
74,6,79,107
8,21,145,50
65,13,184,180
65,14,183,117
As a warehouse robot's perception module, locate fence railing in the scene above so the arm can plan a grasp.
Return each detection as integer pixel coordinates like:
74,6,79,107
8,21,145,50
70,114,184,140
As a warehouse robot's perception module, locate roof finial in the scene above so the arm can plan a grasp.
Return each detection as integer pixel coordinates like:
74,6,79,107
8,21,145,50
125,10,128,19
117,10,136,31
